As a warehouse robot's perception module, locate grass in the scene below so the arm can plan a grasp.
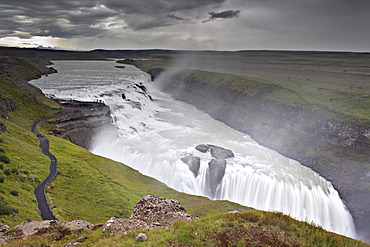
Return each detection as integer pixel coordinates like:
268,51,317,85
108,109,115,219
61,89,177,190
0,60,60,226
0,54,249,227
1,49,369,245
45,135,248,223
6,210,369,246
131,59,370,125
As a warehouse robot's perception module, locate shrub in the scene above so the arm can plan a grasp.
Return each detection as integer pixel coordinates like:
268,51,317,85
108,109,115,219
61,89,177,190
20,169,29,175
10,167,18,174
0,153,10,164
0,164,3,169
10,190,19,196
19,174,27,182
0,148,4,153
0,201,18,215
0,176,4,183
28,174,37,182
4,169,11,175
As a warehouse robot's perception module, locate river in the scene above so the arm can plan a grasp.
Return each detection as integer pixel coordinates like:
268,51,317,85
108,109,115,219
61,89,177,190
30,60,356,238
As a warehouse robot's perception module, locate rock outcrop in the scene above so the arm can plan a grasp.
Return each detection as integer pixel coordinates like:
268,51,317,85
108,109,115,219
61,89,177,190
103,195,196,234
51,100,117,149
1,195,194,245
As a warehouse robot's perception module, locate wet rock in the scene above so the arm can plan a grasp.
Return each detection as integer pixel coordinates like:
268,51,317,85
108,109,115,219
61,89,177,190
135,83,147,93
195,144,210,153
127,100,142,110
115,65,126,69
136,233,148,242
209,145,234,159
195,144,234,159
207,159,227,197
181,154,201,176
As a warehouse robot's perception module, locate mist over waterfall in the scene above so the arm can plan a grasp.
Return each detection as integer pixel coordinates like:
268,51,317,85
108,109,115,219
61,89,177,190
30,60,356,238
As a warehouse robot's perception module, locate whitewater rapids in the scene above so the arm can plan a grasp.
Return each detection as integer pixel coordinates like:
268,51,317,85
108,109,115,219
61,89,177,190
30,60,356,238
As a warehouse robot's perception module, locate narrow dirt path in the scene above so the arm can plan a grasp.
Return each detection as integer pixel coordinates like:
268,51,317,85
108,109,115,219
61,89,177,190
32,119,57,220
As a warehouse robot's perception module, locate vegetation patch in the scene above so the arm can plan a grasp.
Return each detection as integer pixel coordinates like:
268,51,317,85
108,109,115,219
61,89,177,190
6,210,368,246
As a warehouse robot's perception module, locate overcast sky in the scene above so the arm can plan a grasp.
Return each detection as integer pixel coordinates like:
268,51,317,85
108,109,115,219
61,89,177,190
0,0,369,51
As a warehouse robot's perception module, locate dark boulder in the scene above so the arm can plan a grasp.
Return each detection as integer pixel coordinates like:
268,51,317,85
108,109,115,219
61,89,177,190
195,144,210,153
207,159,227,197
195,144,234,159
209,146,234,159
181,155,201,176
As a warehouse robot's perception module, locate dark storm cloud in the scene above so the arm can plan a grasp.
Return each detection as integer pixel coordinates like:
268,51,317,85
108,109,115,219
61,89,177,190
1,0,370,51
208,10,240,20
0,0,225,38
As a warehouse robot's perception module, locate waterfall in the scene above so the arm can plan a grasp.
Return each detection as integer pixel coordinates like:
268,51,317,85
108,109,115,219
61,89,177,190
30,60,356,239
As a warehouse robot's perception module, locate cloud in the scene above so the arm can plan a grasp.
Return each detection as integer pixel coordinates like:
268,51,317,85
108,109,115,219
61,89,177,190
0,0,370,51
0,0,226,38
208,10,240,20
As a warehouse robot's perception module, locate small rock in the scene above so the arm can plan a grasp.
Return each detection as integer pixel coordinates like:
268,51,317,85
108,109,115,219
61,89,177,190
195,144,210,153
136,233,148,242
0,224,9,232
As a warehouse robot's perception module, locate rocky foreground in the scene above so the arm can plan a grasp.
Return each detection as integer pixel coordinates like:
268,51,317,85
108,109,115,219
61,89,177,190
0,195,195,245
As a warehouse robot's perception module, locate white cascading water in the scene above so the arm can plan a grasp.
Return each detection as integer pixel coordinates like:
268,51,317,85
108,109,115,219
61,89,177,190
30,60,356,238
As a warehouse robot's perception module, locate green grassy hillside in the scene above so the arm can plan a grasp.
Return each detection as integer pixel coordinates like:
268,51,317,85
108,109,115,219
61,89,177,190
0,55,247,228
0,57,60,226
1,50,368,246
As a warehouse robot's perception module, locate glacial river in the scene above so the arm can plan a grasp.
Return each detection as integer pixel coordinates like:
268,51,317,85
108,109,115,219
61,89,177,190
30,60,356,238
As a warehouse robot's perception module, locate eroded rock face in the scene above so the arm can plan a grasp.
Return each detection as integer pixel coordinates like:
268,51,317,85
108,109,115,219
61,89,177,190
52,100,117,149
103,195,196,234
181,154,201,176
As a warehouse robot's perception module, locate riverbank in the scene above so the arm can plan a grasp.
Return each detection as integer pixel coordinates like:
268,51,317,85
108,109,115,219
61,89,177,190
126,53,370,242
0,48,250,229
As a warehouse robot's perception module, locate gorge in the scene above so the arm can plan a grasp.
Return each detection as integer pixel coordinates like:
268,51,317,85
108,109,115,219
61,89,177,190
30,60,357,239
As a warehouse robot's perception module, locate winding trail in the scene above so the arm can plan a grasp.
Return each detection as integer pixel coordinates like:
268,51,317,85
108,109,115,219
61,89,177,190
32,119,57,220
